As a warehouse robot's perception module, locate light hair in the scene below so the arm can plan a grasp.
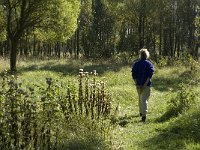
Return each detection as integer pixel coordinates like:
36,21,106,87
139,48,150,59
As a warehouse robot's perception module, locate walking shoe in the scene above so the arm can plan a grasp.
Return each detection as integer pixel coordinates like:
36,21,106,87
141,116,146,122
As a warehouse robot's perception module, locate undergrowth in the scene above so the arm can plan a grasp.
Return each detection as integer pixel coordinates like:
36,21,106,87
0,55,200,150
158,84,197,122
0,69,112,150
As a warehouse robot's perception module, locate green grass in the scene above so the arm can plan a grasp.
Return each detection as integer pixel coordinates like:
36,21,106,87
109,65,200,150
0,58,200,150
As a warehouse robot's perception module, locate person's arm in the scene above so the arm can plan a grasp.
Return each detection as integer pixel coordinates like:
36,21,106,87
140,77,150,93
133,79,137,85
131,63,137,85
144,62,154,86
143,77,150,87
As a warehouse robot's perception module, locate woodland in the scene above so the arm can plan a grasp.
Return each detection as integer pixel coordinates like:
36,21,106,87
0,0,199,71
0,0,200,150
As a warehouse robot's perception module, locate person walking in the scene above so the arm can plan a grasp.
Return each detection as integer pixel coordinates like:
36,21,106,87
131,49,155,122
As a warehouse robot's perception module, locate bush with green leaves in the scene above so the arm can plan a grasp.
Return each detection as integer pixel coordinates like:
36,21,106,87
0,70,112,150
167,84,196,117
157,56,168,67
181,54,199,72
112,52,136,64
158,84,197,122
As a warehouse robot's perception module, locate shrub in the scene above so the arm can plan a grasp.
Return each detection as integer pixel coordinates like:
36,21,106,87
112,52,136,64
0,69,112,149
157,56,168,67
158,84,196,122
167,84,196,117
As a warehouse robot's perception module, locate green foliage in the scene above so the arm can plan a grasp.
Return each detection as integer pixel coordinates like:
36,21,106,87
182,54,200,74
59,116,111,150
157,56,168,67
33,0,80,42
0,69,112,149
1,58,200,149
144,109,200,150
85,0,125,58
0,5,6,41
195,16,200,37
166,84,196,118
1,0,81,71
156,55,200,73
112,52,137,64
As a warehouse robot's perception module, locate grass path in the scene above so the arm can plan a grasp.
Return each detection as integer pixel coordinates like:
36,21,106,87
107,66,200,150
111,88,169,150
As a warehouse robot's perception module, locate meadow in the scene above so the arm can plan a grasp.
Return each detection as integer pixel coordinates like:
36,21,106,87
0,57,200,150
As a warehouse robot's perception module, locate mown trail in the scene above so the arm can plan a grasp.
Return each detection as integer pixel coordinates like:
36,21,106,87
111,88,167,150
108,66,200,150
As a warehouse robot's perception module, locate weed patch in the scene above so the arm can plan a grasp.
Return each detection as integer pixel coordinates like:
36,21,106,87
158,84,196,122
143,109,200,150
0,70,112,149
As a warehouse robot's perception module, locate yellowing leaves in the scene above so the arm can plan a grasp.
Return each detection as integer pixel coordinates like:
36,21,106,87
33,0,80,42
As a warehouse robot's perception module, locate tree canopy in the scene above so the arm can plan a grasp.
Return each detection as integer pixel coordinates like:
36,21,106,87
0,0,199,71
0,0,80,71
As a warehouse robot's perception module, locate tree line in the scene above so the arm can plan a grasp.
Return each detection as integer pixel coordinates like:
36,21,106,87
0,0,200,71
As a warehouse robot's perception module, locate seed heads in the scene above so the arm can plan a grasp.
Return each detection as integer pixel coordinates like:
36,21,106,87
0,69,112,149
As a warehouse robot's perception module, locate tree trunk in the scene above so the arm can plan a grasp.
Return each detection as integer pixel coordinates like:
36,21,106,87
70,38,73,57
33,34,36,56
74,32,77,59
138,0,146,49
24,33,29,56
10,40,18,72
0,42,3,57
159,13,163,56
76,28,80,59
138,13,143,49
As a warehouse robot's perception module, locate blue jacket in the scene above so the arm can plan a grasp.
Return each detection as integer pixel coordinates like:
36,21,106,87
131,59,154,87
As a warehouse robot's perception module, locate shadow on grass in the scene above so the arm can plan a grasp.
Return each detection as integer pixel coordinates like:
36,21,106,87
156,109,177,123
17,61,127,76
142,110,200,150
58,135,110,150
111,114,139,127
153,70,197,92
